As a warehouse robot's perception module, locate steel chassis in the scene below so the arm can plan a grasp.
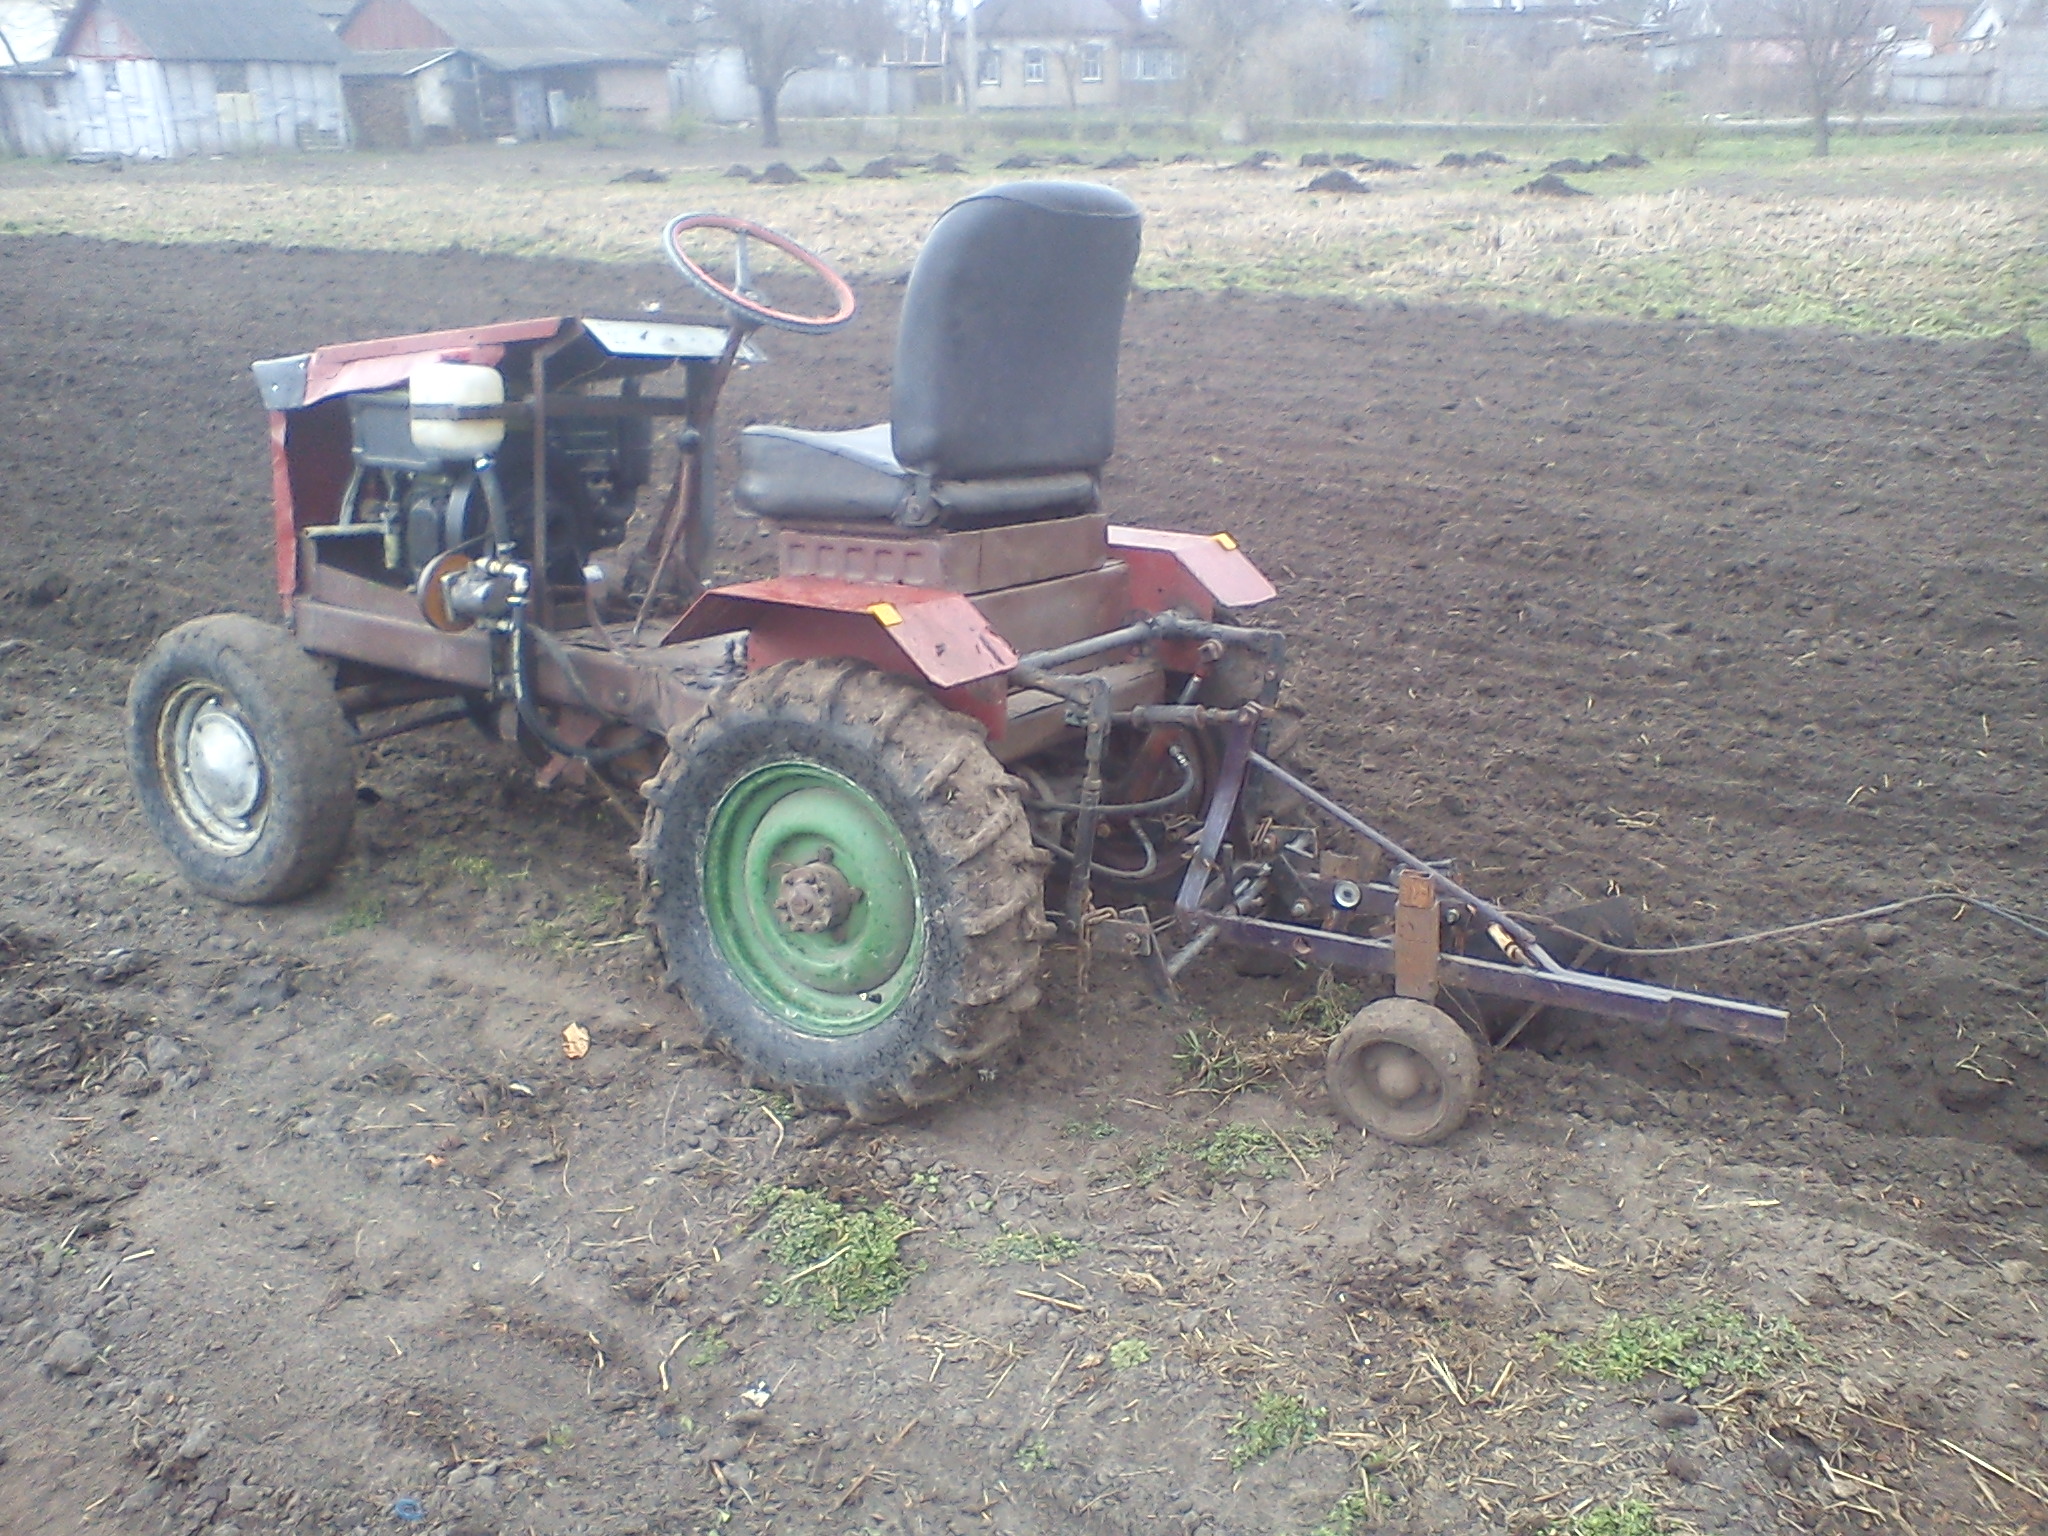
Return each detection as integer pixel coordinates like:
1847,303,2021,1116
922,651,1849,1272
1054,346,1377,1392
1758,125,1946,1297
254,312,1789,1070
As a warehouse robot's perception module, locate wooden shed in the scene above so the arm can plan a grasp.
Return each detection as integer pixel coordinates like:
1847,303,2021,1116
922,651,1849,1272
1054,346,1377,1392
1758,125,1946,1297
340,0,674,142
0,0,347,159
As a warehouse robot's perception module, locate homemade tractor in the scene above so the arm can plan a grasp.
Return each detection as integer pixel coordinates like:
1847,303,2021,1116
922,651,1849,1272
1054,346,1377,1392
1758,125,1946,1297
126,183,1787,1143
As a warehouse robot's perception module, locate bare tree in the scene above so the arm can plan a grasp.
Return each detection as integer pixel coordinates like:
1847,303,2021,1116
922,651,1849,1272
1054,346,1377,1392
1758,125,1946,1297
1160,0,1304,114
703,0,890,147
1759,0,1905,155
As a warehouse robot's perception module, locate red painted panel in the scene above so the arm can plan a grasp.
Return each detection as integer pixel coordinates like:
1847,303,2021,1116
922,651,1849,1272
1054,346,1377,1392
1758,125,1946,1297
273,401,354,604
743,611,1008,738
666,578,1017,689
300,317,563,405
339,0,453,51
1108,526,1277,617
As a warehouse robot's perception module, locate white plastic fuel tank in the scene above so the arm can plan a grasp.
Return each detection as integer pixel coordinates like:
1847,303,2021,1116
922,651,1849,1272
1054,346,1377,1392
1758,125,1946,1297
409,360,506,457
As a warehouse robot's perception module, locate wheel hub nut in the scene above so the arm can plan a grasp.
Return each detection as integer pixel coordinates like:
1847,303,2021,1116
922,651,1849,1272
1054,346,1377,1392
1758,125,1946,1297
774,858,859,933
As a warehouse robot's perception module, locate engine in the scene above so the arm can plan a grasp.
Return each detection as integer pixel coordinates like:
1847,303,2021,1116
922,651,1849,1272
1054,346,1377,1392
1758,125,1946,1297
341,386,652,586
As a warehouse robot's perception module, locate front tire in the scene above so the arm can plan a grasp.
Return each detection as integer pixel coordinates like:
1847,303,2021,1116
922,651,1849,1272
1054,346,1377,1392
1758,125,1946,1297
639,660,1049,1121
126,615,358,904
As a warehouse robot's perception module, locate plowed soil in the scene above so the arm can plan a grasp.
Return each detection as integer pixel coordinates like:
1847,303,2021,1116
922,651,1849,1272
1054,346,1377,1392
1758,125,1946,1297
0,235,2044,1536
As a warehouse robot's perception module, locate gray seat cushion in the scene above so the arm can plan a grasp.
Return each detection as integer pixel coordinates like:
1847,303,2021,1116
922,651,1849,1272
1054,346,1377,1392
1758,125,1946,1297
736,423,906,522
736,422,1098,527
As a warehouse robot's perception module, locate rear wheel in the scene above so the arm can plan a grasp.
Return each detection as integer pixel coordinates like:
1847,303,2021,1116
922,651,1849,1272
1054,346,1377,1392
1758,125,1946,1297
639,659,1049,1121
126,615,358,903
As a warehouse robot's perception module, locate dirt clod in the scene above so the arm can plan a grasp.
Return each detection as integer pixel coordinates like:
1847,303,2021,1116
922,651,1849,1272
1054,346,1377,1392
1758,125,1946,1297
41,1329,94,1375
1516,173,1592,198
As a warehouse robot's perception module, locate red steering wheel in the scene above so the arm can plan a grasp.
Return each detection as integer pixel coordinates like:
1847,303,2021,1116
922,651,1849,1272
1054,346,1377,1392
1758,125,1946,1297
662,212,857,335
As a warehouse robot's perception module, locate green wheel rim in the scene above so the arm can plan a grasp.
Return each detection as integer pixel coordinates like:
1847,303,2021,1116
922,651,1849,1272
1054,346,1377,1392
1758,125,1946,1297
701,760,924,1037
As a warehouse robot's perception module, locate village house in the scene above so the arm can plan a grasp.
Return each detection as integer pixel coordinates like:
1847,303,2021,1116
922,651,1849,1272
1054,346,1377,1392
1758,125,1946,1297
968,0,1180,110
338,0,674,145
0,0,347,159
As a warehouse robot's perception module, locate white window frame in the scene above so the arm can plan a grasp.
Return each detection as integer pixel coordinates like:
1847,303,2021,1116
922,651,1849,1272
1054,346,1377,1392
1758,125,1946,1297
1080,43,1104,83
1023,47,1046,84
978,47,1002,86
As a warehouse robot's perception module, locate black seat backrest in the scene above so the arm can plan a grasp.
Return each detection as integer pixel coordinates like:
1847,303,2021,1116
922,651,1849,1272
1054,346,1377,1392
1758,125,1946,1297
891,181,1142,483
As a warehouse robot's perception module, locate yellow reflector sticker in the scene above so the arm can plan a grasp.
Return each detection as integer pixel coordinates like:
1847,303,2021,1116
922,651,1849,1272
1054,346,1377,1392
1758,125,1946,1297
867,601,904,627
1212,532,1238,550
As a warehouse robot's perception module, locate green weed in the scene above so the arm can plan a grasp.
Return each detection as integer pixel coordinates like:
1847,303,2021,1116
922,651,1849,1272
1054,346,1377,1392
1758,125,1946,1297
1557,1302,1806,1390
1015,1436,1054,1471
1118,1141,1175,1187
1279,976,1364,1036
327,892,385,935
541,1424,574,1454
981,1227,1083,1267
518,918,583,957
1193,1122,1331,1179
1305,1489,1375,1536
1108,1337,1152,1370
1561,1500,1662,1536
752,1187,917,1319
1174,1027,1256,1092
1061,1115,1119,1140
686,1325,729,1369
415,842,510,890
908,1169,943,1197
1229,1391,1325,1467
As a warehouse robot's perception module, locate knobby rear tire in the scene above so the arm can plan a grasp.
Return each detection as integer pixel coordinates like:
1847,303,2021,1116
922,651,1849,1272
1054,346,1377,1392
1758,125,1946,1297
638,659,1050,1121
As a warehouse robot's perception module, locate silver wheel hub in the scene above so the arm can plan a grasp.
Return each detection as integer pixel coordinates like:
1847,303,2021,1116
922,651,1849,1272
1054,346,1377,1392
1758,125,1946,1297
162,684,266,853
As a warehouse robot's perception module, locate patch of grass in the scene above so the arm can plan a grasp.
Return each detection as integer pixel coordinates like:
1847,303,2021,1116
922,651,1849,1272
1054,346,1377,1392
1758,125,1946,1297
981,1227,1083,1267
1305,1489,1374,1536
1229,1391,1326,1467
686,1325,729,1369
1193,1122,1332,1180
1015,1436,1054,1471
1279,975,1364,1036
747,1087,797,1121
752,1187,918,1320
1556,1301,1806,1390
1061,1115,1118,1140
327,892,386,935
6,138,2048,340
415,841,512,890
518,918,584,957
1108,1337,1152,1370
908,1168,942,1197
1174,1027,1257,1092
1560,1500,1663,1536
1098,1139,1174,1188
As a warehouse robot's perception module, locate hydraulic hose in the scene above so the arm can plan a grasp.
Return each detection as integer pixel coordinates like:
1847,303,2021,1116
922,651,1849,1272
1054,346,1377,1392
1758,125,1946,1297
508,613,657,767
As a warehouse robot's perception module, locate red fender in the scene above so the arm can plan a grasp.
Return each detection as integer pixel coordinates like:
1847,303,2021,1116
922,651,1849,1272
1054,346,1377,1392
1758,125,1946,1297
662,577,1018,738
1107,526,1277,620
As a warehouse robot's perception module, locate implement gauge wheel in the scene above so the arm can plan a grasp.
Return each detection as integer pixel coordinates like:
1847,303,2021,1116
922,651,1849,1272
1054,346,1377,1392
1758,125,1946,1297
639,659,1050,1121
126,615,358,904
1325,997,1480,1146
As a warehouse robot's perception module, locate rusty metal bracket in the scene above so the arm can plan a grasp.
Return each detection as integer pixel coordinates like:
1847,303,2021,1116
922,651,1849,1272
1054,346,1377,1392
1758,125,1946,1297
1393,867,1440,1001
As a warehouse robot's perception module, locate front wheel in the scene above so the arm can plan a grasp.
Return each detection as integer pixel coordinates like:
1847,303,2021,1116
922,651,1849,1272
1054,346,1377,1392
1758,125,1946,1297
639,660,1049,1121
126,615,359,903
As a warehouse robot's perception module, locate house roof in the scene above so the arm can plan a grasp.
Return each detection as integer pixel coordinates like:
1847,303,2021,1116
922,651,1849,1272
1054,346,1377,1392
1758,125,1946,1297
338,45,457,76
350,0,671,63
972,0,1145,38
59,0,344,62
